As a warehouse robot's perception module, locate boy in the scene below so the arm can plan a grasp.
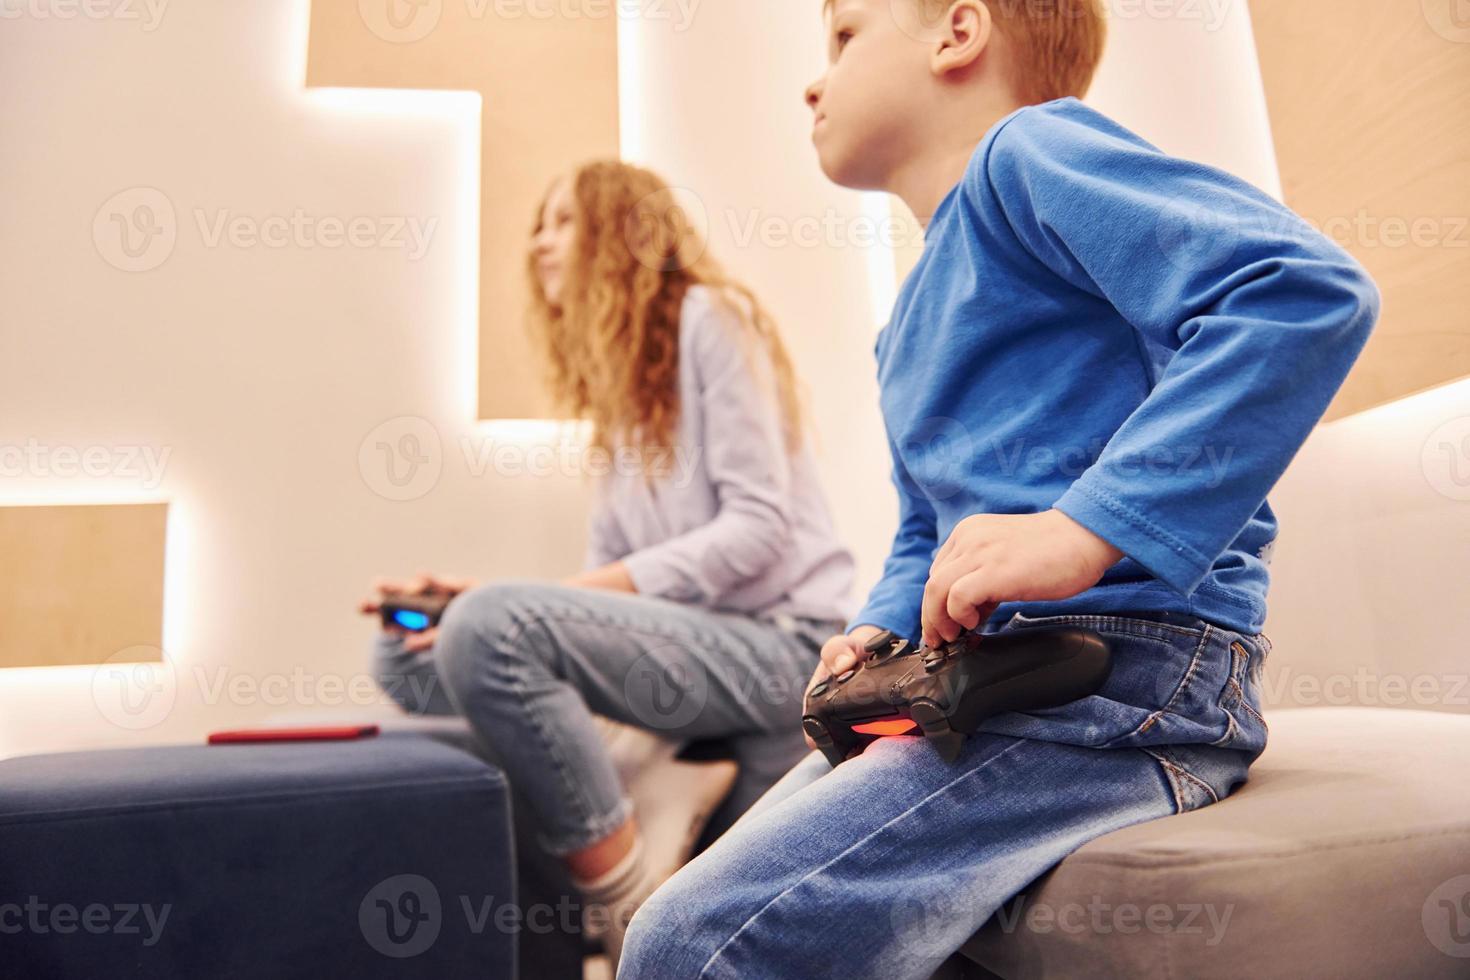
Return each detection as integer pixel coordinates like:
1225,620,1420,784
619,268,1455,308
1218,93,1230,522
619,1,1378,976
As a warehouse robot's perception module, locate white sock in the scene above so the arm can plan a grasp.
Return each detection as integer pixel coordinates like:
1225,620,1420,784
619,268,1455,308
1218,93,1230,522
575,835,656,966
575,834,650,908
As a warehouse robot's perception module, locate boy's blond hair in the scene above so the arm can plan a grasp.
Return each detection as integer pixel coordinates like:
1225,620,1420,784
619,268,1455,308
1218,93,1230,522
831,0,1108,105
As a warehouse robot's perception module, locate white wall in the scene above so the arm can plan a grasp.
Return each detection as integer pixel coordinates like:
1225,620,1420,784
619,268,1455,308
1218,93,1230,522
1088,0,1283,198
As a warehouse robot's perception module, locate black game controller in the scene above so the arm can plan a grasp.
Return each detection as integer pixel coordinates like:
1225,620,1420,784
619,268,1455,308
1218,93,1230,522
380,593,451,633
801,626,1113,766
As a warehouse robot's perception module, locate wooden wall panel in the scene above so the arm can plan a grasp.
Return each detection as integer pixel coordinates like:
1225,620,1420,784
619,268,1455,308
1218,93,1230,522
0,504,167,669
1249,0,1470,419
308,1,621,419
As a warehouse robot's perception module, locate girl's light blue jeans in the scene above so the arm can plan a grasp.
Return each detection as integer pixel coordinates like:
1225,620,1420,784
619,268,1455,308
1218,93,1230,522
370,581,838,855
618,611,1271,979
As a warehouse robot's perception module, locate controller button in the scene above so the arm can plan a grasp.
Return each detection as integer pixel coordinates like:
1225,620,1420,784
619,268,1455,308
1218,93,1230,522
802,718,829,741
808,681,828,698
836,670,856,684
862,630,896,655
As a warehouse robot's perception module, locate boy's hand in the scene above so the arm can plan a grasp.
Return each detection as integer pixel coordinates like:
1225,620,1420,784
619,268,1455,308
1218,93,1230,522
802,625,885,751
921,510,1123,648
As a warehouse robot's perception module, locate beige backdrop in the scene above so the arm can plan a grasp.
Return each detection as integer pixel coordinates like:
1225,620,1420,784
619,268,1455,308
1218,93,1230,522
1251,0,1470,420
0,504,166,669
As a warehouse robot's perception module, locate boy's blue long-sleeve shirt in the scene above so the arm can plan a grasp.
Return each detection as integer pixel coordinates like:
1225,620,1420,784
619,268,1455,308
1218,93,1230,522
850,98,1379,639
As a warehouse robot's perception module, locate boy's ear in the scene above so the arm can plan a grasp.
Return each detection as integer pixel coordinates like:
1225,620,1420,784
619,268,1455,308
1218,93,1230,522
931,0,993,77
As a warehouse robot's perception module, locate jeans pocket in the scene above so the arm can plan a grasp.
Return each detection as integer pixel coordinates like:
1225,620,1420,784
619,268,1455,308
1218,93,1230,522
979,613,1215,749
1212,637,1270,752
1144,743,1251,813
1142,638,1270,814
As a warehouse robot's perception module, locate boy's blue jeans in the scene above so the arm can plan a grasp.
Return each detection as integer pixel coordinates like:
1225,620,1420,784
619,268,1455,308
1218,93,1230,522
619,612,1271,979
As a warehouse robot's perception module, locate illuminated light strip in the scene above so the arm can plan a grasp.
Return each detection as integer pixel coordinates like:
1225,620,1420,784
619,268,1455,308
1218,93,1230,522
616,11,647,165
851,717,920,737
472,419,591,443
862,192,899,331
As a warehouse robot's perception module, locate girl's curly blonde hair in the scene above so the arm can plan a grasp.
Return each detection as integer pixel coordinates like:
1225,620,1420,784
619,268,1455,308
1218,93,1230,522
527,161,805,462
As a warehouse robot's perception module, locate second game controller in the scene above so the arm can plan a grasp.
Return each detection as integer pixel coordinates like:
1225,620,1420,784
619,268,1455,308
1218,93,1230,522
380,593,451,633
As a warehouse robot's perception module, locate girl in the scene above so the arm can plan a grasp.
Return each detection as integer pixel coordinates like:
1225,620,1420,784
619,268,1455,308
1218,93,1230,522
362,161,854,965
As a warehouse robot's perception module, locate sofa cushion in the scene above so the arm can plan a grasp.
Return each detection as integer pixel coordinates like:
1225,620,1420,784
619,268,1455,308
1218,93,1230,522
0,731,515,978
962,708,1470,979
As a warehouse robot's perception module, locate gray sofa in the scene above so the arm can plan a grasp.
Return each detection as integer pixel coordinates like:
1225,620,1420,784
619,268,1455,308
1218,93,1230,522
952,701,1470,976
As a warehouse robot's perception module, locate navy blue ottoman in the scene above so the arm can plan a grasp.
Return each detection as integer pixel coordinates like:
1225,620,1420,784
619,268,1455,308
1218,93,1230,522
0,732,515,979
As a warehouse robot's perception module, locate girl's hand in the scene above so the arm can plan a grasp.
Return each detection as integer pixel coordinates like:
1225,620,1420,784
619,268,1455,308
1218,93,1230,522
920,509,1124,648
358,572,477,654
